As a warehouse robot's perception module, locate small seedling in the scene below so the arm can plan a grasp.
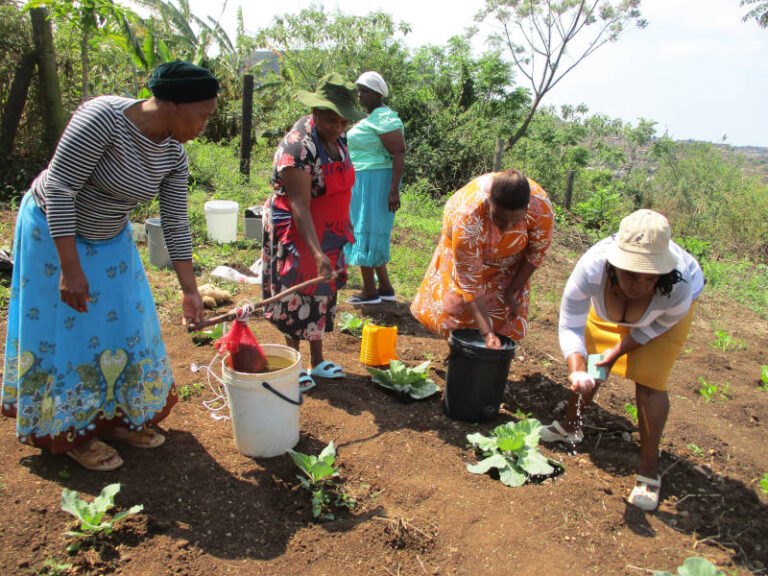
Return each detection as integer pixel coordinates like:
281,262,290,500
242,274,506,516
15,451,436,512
708,329,746,352
191,323,224,346
337,312,369,338
697,377,731,402
759,365,768,392
466,419,561,487
58,469,70,480
653,555,725,576
177,382,204,401
61,483,143,542
367,360,440,400
288,442,354,521
624,403,638,424
687,443,704,457
38,559,73,576
759,473,768,495
512,408,532,421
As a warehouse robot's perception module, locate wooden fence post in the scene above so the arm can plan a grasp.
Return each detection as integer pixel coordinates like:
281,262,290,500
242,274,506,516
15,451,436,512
564,170,576,210
240,74,254,181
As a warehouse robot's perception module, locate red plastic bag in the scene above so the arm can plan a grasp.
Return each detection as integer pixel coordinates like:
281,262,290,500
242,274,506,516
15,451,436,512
214,320,268,373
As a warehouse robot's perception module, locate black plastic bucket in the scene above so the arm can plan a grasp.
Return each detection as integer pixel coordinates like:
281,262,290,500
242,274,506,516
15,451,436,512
444,329,517,422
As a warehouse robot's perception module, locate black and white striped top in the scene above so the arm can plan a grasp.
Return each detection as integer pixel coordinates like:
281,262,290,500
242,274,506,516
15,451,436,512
31,95,193,261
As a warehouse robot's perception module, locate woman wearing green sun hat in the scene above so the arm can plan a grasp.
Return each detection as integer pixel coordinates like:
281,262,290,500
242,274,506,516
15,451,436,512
261,73,364,390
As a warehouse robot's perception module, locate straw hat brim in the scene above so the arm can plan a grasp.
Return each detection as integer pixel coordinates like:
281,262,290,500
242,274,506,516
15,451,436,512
606,241,678,275
296,91,365,121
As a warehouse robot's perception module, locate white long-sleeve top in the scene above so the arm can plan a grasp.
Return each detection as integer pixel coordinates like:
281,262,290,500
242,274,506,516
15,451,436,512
558,235,705,360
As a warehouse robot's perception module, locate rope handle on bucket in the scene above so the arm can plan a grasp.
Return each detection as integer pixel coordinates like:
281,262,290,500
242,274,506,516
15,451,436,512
186,270,344,332
261,381,304,406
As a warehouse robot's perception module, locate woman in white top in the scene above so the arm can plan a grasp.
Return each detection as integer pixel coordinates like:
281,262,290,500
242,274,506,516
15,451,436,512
541,209,704,511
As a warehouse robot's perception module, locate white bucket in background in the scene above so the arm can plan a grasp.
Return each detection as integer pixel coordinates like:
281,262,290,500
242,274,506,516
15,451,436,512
144,217,172,268
222,343,301,458
204,200,239,243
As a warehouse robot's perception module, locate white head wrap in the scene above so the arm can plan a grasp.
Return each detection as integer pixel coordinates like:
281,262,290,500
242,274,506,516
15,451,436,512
355,71,389,97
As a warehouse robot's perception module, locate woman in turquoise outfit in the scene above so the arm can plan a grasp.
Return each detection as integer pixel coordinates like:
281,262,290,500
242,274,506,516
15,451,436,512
344,71,406,305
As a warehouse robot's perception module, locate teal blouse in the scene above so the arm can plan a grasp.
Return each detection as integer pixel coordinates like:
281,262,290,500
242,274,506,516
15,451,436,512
347,106,404,171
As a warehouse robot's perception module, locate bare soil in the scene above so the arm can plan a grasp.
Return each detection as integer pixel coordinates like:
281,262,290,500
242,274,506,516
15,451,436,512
1,211,767,576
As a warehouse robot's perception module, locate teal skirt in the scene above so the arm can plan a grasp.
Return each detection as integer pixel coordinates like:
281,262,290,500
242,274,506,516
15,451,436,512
344,168,397,267
1,193,176,453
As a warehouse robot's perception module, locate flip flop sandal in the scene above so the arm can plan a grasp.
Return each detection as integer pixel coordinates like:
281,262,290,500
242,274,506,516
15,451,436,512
628,474,661,511
299,369,316,392
539,420,584,444
103,427,166,449
66,440,124,471
309,361,346,379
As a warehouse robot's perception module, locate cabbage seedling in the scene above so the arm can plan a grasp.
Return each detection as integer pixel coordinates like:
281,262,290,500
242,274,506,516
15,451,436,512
288,442,354,520
653,556,725,576
466,419,561,487
367,360,440,400
61,483,143,539
337,312,369,338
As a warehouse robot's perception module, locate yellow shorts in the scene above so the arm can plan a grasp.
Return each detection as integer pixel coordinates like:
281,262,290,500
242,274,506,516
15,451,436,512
584,302,696,391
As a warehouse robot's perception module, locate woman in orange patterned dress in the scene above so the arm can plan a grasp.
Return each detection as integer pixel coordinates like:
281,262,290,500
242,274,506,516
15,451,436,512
410,169,554,349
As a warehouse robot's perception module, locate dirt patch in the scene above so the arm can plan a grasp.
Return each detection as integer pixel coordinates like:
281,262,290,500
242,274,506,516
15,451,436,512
1,210,767,576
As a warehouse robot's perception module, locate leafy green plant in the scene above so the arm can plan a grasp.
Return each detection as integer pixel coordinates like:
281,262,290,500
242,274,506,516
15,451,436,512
178,382,204,401
697,377,731,402
708,329,747,352
759,365,768,392
288,442,354,521
191,322,224,346
337,312,370,338
367,360,440,400
466,419,561,487
653,556,725,576
624,403,638,423
687,443,704,457
759,473,768,495
61,483,143,539
512,408,532,421
38,558,72,576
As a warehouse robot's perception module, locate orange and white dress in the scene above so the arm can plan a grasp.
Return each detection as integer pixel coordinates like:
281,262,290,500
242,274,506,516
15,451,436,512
410,173,554,341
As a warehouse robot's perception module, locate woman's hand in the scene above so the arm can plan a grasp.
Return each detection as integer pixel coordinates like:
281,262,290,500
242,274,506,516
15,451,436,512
388,188,401,213
314,252,335,281
568,370,596,395
60,266,90,313
181,291,204,327
484,331,502,349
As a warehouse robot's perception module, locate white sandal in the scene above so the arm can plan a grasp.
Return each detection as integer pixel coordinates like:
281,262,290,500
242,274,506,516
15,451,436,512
628,474,661,511
539,420,584,444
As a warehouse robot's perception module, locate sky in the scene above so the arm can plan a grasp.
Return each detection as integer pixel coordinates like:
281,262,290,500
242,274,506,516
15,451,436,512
186,0,768,147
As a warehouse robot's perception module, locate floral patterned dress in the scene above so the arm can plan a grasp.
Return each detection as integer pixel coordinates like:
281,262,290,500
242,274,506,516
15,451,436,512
261,115,355,341
410,173,554,341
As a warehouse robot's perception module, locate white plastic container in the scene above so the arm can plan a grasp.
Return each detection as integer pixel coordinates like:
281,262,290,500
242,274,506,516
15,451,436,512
204,200,239,244
144,217,171,268
221,344,301,458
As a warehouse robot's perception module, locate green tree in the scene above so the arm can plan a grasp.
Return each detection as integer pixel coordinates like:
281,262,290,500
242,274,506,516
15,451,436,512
476,0,646,150
741,0,768,27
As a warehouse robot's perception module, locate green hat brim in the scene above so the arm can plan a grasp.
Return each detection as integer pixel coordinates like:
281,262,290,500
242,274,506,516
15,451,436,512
296,91,365,121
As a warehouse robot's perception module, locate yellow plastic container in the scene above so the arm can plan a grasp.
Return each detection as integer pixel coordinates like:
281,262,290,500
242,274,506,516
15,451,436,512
360,323,398,366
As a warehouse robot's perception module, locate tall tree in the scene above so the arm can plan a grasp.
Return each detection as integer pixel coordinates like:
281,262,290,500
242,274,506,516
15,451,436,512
741,0,768,27
476,0,646,149
29,6,66,155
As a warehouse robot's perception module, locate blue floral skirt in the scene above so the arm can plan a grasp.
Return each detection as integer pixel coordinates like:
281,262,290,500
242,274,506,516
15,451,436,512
344,168,397,267
1,193,176,453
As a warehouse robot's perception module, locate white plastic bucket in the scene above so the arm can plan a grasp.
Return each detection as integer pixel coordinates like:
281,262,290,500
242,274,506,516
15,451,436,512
221,343,301,458
144,217,171,268
204,200,239,244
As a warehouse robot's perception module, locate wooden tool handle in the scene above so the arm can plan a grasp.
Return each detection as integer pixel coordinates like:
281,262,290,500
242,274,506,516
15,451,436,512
186,270,342,332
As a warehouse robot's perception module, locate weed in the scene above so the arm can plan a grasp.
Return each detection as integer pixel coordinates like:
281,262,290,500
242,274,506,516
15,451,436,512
759,365,768,392
760,473,768,495
624,403,638,424
687,443,704,457
58,469,69,480
178,382,204,401
697,377,730,402
288,442,354,521
61,483,142,548
512,408,532,421
37,558,72,575
708,329,746,352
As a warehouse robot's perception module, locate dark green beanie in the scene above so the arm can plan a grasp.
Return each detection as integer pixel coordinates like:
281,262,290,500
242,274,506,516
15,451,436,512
148,60,219,103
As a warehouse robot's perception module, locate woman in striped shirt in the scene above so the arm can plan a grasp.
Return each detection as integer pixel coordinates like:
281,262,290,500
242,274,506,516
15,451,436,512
1,61,218,471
